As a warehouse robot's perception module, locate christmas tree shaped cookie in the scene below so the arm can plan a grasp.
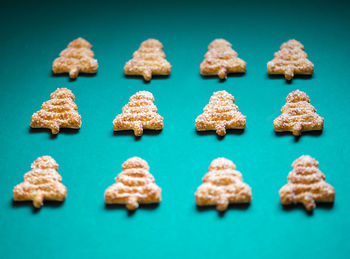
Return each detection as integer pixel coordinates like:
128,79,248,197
274,90,323,136
124,39,171,81
279,155,335,211
30,88,81,134
267,39,313,80
200,39,246,79
105,157,162,210
195,158,252,211
13,156,67,208
52,37,98,79
195,90,246,136
113,91,163,136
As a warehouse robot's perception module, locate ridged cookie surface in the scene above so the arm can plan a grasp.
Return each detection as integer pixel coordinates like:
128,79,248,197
30,88,81,134
195,90,246,136
267,39,313,80
13,156,67,208
105,157,161,210
113,91,163,136
124,39,171,81
279,155,335,211
200,39,246,79
52,37,98,79
195,158,251,211
274,90,323,136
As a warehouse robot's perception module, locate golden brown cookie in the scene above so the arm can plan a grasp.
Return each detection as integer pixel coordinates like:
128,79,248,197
30,88,81,134
124,39,171,81
267,39,313,80
195,158,252,211
104,157,162,210
195,90,246,136
13,156,67,208
200,39,246,79
274,90,323,136
52,37,98,79
113,91,163,136
279,155,335,211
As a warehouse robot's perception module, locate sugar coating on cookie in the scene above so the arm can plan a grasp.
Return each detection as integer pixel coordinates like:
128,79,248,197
274,90,323,136
104,157,162,210
267,39,313,80
113,91,163,136
200,39,246,79
195,90,246,136
52,37,98,79
279,155,335,211
124,39,171,81
195,158,252,211
13,156,67,208
30,88,81,134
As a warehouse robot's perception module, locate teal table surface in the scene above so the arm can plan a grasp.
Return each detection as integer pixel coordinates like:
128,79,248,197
1,0,350,258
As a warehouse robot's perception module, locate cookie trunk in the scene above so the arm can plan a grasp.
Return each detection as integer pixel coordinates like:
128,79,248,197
33,192,44,208
69,66,79,79
216,197,229,211
292,123,302,136
133,122,143,136
143,69,152,81
284,67,294,80
215,123,226,136
126,196,139,210
218,67,227,79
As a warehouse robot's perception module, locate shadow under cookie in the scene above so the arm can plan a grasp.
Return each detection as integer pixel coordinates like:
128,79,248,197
200,72,245,81
29,127,80,139
112,129,162,139
196,128,245,140
282,202,333,216
11,199,64,213
124,74,170,84
104,203,159,216
274,129,323,142
196,203,250,217
51,71,97,81
267,73,313,84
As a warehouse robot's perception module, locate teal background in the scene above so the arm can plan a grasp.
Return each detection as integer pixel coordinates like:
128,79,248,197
0,0,349,258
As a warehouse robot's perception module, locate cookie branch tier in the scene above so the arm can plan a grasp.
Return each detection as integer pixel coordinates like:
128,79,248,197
124,39,171,81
